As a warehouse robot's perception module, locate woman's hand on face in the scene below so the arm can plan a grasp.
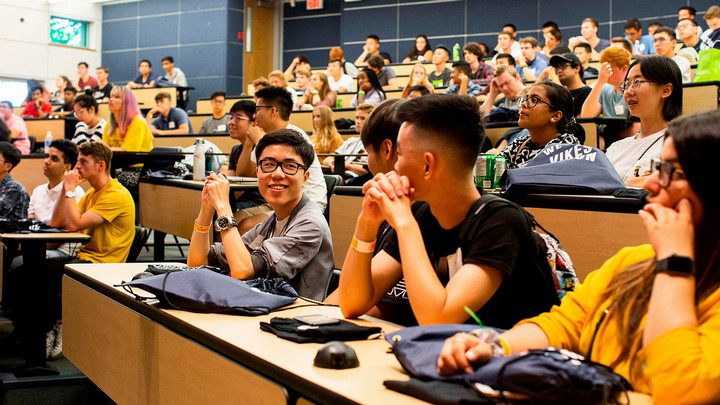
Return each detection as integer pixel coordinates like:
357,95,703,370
360,82,373,93
638,199,696,261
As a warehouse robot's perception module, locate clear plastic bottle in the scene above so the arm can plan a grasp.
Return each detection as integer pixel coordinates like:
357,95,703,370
193,138,205,181
44,131,53,154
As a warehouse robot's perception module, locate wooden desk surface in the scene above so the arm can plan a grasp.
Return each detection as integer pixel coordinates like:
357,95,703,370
63,263,653,405
63,263,426,405
0,232,90,242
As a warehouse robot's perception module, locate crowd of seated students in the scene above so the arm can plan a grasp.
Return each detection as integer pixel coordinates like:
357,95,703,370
3,9,719,393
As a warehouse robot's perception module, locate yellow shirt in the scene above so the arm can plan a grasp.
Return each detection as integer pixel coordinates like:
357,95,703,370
102,115,153,152
521,244,720,404
76,178,135,263
311,133,344,155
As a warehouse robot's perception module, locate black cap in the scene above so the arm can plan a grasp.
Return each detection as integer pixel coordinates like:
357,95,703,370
549,52,581,67
435,44,450,55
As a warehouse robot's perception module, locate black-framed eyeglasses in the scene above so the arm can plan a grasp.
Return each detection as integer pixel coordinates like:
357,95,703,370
519,95,554,109
619,79,653,93
554,62,570,70
255,105,275,112
650,159,685,188
226,113,252,122
258,158,306,175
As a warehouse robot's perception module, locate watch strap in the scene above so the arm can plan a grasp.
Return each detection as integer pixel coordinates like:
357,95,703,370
655,254,695,276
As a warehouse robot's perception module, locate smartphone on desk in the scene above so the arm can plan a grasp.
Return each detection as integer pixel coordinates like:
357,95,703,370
294,314,341,326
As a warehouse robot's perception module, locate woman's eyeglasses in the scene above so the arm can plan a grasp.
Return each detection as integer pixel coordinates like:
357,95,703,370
650,159,685,188
518,96,554,109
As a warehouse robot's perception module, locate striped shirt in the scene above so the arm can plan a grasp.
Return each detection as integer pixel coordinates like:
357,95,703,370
73,118,106,145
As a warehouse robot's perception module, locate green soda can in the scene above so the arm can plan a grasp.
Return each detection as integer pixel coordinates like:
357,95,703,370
494,156,507,189
474,154,495,190
336,97,343,108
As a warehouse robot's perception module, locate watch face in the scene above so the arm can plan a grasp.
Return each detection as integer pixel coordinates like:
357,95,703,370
217,217,229,229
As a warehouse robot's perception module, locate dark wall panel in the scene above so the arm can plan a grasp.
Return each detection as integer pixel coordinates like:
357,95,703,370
103,2,138,20
102,20,138,51
102,51,137,83
102,0,243,111
139,15,179,48
179,10,227,44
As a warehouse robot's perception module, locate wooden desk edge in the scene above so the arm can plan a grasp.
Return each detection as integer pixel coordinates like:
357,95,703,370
63,266,379,405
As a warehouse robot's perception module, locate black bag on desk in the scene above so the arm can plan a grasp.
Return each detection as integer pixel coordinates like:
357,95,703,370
117,268,298,315
500,143,626,195
260,317,382,343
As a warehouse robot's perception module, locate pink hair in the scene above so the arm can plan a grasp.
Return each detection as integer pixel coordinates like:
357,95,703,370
108,86,142,137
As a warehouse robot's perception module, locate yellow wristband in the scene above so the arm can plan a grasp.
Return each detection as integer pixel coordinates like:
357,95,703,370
499,337,512,356
194,220,211,233
351,236,376,253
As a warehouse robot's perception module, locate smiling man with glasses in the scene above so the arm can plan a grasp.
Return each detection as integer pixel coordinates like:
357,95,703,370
234,86,327,234
187,129,334,301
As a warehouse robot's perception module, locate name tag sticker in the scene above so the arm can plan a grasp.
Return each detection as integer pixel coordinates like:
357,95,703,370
169,121,176,129
217,124,226,132
614,105,625,115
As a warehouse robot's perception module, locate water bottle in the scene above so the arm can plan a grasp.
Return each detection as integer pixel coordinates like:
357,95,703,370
44,131,53,153
452,43,461,61
336,96,343,109
193,138,205,181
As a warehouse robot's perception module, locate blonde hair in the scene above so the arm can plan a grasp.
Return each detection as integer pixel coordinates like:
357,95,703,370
402,63,432,95
269,70,287,87
356,103,375,115
310,105,340,153
599,46,631,68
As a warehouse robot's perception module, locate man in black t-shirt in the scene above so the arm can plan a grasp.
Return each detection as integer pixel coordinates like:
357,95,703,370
93,67,112,102
337,95,558,328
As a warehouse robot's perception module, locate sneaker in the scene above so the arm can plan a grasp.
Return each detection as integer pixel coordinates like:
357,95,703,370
49,324,63,360
45,328,56,360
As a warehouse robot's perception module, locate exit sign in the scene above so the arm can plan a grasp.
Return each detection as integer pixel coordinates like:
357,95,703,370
307,0,323,10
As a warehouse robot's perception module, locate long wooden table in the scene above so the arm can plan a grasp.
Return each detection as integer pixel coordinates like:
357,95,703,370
62,263,423,405
63,263,653,405
328,187,648,283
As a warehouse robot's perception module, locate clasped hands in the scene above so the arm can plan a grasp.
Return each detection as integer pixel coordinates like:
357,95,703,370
201,172,231,214
359,171,415,231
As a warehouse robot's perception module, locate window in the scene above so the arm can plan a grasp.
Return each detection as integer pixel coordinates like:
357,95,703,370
49,16,88,48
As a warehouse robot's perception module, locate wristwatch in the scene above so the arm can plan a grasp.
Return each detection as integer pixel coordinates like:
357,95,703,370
214,215,238,232
655,254,695,276
65,191,76,199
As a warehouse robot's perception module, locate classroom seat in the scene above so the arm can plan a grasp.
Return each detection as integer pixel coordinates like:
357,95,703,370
126,226,151,263
323,174,343,222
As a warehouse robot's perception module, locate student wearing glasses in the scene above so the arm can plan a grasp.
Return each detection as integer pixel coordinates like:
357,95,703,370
496,81,582,169
187,129,334,301
438,109,720,404
606,55,682,187
72,95,106,145
231,86,327,233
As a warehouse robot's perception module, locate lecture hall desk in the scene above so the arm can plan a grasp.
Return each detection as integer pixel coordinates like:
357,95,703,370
62,263,653,405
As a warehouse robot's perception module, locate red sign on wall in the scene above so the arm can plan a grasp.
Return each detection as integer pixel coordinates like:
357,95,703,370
307,0,323,10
